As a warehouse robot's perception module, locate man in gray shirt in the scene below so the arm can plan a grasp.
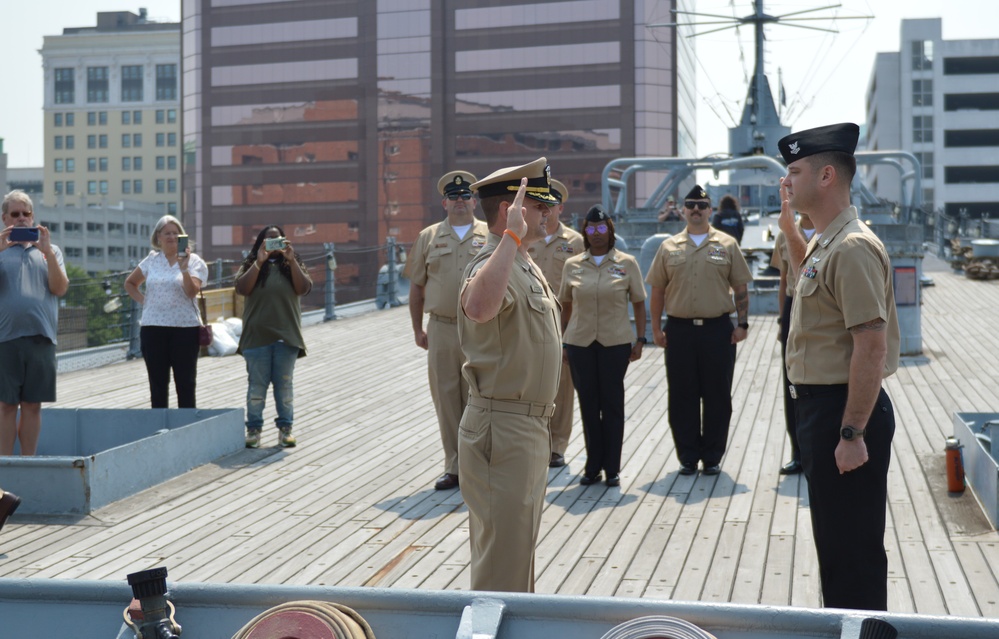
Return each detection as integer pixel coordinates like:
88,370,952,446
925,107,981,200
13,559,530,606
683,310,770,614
0,190,69,456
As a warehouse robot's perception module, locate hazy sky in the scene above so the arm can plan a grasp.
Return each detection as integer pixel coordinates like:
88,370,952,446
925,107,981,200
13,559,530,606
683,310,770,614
3,1,997,171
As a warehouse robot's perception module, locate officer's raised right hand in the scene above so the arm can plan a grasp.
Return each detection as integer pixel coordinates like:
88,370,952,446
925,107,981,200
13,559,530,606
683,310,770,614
778,178,796,238
505,178,528,242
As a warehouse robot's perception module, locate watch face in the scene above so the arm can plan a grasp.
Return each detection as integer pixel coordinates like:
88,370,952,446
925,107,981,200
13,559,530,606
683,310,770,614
841,427,854,441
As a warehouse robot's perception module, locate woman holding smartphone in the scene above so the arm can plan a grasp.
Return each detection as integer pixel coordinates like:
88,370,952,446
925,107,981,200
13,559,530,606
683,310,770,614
125,215,208,408
234,226,311,448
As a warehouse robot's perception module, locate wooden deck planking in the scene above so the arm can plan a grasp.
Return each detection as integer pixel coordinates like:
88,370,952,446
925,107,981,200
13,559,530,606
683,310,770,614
1,256,999,616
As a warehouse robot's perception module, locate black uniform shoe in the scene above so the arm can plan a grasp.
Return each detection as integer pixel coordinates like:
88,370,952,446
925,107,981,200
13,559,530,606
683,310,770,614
434,474,459,490
702,464,721,476
0,490,22,533
549,453,566,468
580,472,602,485
678,463,697,476
605,474,621,487
779,459,802,475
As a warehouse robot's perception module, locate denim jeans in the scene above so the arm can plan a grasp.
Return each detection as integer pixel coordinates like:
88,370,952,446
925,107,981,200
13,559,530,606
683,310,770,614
243,341,298,431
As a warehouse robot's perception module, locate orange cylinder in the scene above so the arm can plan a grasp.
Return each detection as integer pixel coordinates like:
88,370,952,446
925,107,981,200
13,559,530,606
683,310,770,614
945,437,965,493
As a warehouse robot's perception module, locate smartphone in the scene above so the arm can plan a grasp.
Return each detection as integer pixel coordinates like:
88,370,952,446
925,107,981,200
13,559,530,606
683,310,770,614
177,235,189,254
9,227,40,243
264,237,287,252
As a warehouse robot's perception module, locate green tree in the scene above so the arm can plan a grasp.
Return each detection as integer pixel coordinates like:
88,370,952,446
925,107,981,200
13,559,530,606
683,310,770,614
62,265,131,348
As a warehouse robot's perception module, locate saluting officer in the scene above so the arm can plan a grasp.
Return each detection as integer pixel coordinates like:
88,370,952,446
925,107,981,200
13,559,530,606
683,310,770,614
459,157,561,593
646,185,752,476
770,211,816,475
778,123,900,611
403,171,488,491
528,178,584,468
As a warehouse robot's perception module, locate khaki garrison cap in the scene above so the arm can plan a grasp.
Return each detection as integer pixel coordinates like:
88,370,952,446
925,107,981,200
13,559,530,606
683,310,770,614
550,179,568,204
437,171,477,196
471,157,557,204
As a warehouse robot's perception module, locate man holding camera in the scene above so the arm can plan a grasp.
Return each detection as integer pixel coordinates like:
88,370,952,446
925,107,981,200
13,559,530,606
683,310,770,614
0,190,69,456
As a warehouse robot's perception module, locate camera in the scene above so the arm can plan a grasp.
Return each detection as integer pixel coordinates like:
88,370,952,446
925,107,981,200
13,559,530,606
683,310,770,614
264,237,287,252
176,235,189,254
9,227,40,243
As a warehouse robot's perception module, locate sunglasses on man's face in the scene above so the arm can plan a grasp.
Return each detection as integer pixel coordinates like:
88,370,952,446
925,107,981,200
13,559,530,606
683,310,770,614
6,210,32,219
447,193,473,201
584,223,609,235
684,201,710,210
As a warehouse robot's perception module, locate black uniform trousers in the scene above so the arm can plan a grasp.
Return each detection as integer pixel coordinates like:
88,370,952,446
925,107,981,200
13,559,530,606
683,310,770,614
140,325,200,409
664,316,736,467
795,384,895,610
779,295,801,462
565,342,632,477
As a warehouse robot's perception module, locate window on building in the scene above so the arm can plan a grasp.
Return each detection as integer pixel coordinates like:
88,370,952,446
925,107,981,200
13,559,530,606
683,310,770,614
913,115,933,142
128,246,140,258
133,133,142,148
66,181,75,195
134,156,143,170
167,202,177,214
99,157,108,172
65,247,82,258
66,113,75,126
66,158,75,173
87,134,96,149
912,40,933,71
944,165,999,184
156,179,165,193
122,111,131,125
134,110,142,124
156,133,165,147
128,223,138,235
109,246,124,258
99,180,108,194
87,66,109,102
66,135,74,149
109,223,124,233
65,222,82,233
168,179,177,193
87,158,97,172
167,133,176,147
55,159,64,172
87,222,104,233
54,181,63,194
141,224,150,236
122,157,132,171
46,223,60,233
55,113,63,127
87,246,104,257
99,111,107,125
167,156,177,170
88,180,97,194
121,65,143,102
55,136,63,150
88,112,97,126
156,156,165,170
122,180,131,194
134,180,143,194
915,152,934,179
155,110,165,124
167,109,177,123
156,64,177,100
55,68,75,104
99,134,108,148
122,134,131,148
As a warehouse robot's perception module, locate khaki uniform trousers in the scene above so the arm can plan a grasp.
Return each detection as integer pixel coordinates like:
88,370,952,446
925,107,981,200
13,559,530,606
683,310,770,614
458,398,552,593
427,316,467,476
549,359,574,456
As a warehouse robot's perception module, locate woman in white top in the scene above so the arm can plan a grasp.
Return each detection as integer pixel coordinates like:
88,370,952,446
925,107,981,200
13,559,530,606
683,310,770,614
125,215,209,408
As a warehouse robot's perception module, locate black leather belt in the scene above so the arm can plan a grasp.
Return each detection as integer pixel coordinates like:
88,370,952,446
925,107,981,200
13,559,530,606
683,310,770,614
667,315,730,326
788,383,848,399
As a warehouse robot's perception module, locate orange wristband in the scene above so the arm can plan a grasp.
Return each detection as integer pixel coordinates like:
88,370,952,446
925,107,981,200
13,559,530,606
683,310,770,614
503,229,522,246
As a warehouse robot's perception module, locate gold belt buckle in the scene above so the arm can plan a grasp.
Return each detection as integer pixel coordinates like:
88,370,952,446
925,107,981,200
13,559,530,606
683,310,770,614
789,385,798,400
693,319,704,326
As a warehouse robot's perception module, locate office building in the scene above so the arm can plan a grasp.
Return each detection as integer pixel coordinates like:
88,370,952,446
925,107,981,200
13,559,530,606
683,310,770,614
40,10,181,215
182,0,694,301
865,18,999,218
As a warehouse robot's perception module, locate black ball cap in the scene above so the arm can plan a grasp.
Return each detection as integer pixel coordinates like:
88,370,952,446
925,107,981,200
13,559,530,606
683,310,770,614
778,122,859,165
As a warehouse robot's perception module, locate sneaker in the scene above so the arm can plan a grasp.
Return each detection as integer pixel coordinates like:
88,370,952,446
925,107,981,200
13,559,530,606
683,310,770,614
278,427,297,448
245,431,261,448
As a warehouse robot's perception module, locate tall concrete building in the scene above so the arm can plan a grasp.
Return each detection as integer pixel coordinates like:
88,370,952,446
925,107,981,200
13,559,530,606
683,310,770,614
865,18,999,218
40,10,181,215
182,0,694,301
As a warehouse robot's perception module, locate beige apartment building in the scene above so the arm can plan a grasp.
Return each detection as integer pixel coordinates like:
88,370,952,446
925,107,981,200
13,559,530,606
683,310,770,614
40,10,180,215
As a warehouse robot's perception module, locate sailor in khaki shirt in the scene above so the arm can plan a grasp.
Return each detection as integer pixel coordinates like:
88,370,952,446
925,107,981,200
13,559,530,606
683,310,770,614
527,179,584,468
646,185,752,477
770,214,816,476
559,206,646,487
778,122,900,611
403,171,488,491
459,157,561,593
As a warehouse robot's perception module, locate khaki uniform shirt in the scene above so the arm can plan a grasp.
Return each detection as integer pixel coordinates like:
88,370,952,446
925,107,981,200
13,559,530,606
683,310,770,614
559,248,646,347
458,233,562,404
786,206,900,385
527,223,584,291
404,218,488,319
645,228,753,318
770,221,815,298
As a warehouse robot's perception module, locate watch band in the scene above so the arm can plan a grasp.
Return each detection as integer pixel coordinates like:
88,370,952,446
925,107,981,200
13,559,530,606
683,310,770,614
738,321,749,330
635,336,648,344
840,425,866,441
